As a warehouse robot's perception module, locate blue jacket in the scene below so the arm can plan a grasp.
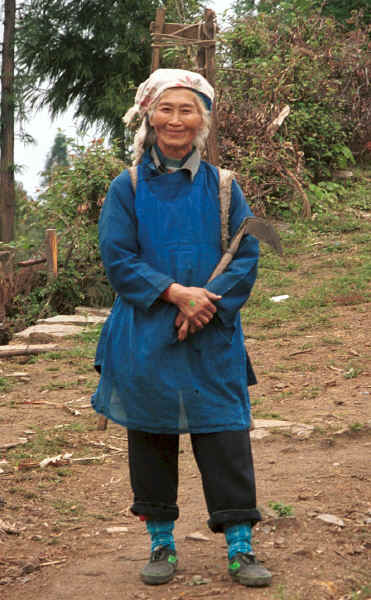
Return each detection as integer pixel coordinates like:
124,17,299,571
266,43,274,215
91,151,259,433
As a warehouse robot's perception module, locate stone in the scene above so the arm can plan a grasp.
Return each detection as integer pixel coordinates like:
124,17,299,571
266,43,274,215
105,526,128,534
37,314,106,326
14,323,87,341
250,429,269,440
28,331,55,344
75,306,110,317
316,513,345,527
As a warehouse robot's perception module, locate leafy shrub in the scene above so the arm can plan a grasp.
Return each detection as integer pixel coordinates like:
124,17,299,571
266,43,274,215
10,139,124,325
216,5,370,215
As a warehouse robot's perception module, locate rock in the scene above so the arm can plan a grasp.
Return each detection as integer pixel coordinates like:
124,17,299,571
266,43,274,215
21,559,40,575
250,429,269,440
29,331,55,344
75,306,110,317
15,324,85,341
105,526,128,534
254,419,293,429
293,547,313,558
37,314,106,326
316,513,345,527
190,575,211,585
291,424,314,438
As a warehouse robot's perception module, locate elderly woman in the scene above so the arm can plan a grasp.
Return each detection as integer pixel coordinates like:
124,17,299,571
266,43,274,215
92,69,272,588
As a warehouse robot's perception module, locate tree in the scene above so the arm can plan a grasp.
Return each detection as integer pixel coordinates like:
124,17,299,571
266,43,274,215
321,0,370,26
16,0,205,143
232,0,370,26
42,130,69,186
0,0,16,242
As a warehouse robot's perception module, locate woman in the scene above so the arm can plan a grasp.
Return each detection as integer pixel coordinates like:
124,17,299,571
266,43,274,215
92,69,272,588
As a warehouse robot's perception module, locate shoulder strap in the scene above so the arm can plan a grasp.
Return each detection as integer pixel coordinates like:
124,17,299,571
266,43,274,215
128,166,138,193
218,167,235,253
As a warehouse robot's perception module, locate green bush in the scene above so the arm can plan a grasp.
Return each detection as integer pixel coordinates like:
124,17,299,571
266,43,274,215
10,139,124,325
217,5,370,215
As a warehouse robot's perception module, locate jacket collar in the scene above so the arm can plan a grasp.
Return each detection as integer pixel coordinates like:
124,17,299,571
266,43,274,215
149,146,201,181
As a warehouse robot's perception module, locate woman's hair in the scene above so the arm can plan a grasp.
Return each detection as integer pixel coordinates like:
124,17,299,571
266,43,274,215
131,89,211,166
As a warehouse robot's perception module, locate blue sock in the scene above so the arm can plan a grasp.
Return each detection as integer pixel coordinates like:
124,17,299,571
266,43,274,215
225,523,252,560
146,520,176,552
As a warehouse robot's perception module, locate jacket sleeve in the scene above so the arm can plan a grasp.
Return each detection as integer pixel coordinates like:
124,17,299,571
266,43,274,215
205,178,259,328
99,170,174,310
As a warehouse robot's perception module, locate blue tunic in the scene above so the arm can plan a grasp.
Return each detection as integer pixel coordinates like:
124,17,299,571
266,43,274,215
91,151,259,434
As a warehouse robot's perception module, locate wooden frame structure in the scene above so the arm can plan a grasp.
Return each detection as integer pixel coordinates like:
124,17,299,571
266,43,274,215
150,7,219,165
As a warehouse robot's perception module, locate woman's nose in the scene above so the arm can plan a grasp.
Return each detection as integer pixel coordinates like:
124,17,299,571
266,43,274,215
168,110,182,124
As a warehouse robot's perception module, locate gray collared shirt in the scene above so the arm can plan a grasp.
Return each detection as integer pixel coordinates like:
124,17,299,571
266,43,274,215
151,146,201,181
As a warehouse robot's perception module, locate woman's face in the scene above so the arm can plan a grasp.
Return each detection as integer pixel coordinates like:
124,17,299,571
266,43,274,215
149,88,203,159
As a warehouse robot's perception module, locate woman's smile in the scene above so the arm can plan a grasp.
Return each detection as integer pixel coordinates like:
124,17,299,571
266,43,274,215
149,88,203,159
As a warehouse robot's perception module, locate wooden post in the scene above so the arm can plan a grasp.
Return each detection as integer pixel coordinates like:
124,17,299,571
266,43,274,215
151,7,166,72
97,414,108,431
45,229,58,280
0,248,13,323
198,9,219,166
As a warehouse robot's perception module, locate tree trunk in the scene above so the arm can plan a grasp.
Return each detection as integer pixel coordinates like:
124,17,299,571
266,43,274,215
0,0,16,242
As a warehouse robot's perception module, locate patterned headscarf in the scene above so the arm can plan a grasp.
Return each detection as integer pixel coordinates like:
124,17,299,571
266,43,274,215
123,68,214,127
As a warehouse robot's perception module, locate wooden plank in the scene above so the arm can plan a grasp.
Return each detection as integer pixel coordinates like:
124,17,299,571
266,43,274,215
151,22,200,39
17,257,46,268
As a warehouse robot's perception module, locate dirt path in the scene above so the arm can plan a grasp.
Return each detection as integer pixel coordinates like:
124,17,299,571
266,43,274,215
0,302,370,600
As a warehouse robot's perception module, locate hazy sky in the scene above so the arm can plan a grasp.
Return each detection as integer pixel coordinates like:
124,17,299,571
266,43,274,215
14,0,233,197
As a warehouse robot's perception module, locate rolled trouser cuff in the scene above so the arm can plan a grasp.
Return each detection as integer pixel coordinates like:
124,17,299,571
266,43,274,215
131,501,179,522
208,508,262,533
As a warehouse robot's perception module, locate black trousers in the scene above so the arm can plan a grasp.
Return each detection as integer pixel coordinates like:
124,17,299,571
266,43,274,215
128,429,261,533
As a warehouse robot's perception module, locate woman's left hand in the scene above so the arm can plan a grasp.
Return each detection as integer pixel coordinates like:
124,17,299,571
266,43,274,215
175,312,205,341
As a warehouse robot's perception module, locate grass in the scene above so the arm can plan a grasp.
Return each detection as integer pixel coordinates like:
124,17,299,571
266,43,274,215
255,412,283,419
7,429,68,461
6,425,92,465
242,201,371,332
52,498,84,516
269,501,294,517
349,422,367,432
321,336,344,346
0,377,13,392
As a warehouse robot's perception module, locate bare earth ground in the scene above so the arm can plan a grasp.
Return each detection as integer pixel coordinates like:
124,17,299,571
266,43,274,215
0,300,370,600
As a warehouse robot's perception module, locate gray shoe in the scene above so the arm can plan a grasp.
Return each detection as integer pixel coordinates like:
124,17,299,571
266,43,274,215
229,552,272,587
140,545,178,585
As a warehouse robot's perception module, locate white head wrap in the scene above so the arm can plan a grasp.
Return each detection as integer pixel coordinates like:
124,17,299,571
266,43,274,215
123,68,214,126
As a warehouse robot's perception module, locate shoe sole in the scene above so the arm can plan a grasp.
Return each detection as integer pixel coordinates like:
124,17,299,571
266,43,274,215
140,571,176,585
230,572,272,587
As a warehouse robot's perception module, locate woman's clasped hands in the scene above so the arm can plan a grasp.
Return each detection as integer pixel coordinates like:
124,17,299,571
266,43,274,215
164,283,222,341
